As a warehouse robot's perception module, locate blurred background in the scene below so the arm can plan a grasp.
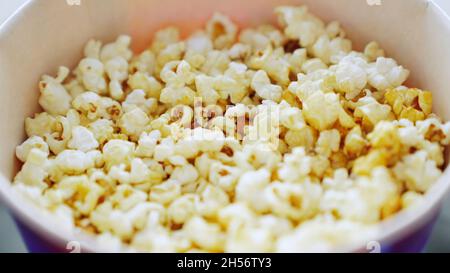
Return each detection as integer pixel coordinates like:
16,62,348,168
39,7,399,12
1,0,449,252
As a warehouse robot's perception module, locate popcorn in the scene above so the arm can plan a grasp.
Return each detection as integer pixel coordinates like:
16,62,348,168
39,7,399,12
185,217,224,252
276,217,374,252
239,29,271,51
159,61,196,105
225,226,274,252
87,119,114,145
206,13,238,49
316,129,341,157
25,112,56,138
16,136,49,162
68,126,99,152
278,147,312,181
44,115,77,155
13,5,449,253
118,108,150,141
108,158,160,185
90,202,134,240
401,191,424,209
321,167,399,223
105,56,129,100
384,88,432,122
235,169,271,212
84,39,102,59
100,35,133,62
284,126,316,149
38,67,72,116
151,27,180,54
135,130,161,158
167,194,198,224
55,150,101,174
366,57,410,91
102,139,135,168
149,179,181,205
208,162,241,193
279,103,306,131
394,151,442,192
251,70,283,102
201,50,231,76
343,125,367,158
14,148,49,190
128,72,163,99
110,184,148,211
57,175,104,215
301,58,328,74
196,184,230,218
248,47,291,85
170,164,199,185
332,54,368,99
264,181,322,221
364,41,385,62
157,42,185,66
302,91,354,131
287,48,307,75
77,58,107,95
275,6,325,48
130,50,156,75
354,94,394,130
312,35,352,64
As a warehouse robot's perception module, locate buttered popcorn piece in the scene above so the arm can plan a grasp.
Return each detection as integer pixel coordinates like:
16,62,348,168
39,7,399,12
13,5,450,253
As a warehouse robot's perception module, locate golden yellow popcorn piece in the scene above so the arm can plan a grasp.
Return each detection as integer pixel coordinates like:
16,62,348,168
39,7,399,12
384,88,433,122
352,150,388,176
344,125,367,158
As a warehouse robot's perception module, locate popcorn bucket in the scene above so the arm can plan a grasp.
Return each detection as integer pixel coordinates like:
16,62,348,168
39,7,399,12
1,0,449,252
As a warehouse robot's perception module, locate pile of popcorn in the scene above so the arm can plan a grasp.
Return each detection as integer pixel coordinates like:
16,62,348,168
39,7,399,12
13,5,450,252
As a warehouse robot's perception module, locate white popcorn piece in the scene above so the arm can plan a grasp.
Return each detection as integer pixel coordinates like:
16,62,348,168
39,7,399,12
102,139,135,168
333,54,368,99
16,136,49,162
251,70,283,102
312,34,352,64
170,164,199,185
55,149,101,174
128,72,163,99
275,6,326,48
167,194,198,224
315,129,341,157
77,58,107,95
367,57,410,91
135,130,161,158
185,216,224,252
14,148,49,190
206,13,238,49
118,108,150,141
87,119,114,145
263,180,322,221
25,112,56,138
278,147,312,181
68,126,99,152
235,169,271,212
394,151,442,192
225,226,274,253
100,35,133,62
122,89,158,114
276,217,375,252
38,67,72,116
